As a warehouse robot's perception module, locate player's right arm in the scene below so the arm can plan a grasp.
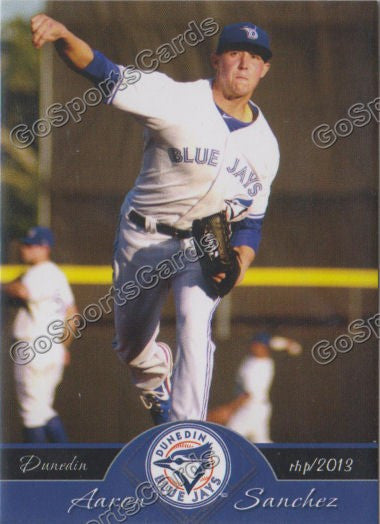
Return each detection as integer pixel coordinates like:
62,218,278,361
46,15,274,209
31,14,182,125
31,14,93,69
3,278,29,301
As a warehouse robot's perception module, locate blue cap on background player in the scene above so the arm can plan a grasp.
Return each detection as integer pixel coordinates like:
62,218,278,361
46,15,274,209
21,226,55,247
216,22,272,61
251,332,271,346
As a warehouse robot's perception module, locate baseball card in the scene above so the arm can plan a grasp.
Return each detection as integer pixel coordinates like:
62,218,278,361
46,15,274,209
1,1,378,522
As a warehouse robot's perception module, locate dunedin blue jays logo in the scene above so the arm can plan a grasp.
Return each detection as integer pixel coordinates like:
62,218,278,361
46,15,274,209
146,423,231,509
154,442,214,495
241,25,259,40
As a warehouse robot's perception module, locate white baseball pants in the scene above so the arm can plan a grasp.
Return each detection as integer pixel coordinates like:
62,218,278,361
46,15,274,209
14,346,65,428
112,214,220,421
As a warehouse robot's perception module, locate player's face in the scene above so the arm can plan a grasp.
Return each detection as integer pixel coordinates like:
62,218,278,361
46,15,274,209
20,244,50,264
250,342,270,358
212,50,270,99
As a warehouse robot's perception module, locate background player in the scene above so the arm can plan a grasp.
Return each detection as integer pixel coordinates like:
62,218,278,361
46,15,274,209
4,227,77,443
30,15,279,425
208,333,302,442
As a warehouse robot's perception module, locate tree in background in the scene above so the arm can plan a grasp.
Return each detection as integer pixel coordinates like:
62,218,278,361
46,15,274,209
2,18,39,261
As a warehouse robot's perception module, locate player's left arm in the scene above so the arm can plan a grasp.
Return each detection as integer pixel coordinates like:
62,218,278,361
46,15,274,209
211,216,261,287
270,336,303,355
63,304,79,349
233,245,255,285
229,215,264,285
230,148,280,287
62,304,79,365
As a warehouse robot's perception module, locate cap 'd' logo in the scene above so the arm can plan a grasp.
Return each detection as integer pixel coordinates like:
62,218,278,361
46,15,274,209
241,26,259,40
146,423,231,509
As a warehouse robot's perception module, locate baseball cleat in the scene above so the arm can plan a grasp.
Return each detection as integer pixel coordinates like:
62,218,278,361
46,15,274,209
140,343,173,425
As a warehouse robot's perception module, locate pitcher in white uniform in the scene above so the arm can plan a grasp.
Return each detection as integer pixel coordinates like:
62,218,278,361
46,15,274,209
31,16,279,425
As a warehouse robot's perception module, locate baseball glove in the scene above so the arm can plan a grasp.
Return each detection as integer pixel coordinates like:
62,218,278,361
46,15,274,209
192,211,240,297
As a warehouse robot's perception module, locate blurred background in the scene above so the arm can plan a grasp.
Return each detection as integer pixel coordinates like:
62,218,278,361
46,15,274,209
1,1,378,443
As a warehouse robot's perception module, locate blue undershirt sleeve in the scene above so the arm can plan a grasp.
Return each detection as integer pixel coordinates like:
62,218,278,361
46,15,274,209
80,50,121,99
231,217,263,254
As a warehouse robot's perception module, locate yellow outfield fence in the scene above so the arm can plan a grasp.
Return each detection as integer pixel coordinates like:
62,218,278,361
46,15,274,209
0,265,377,288
240,268,378,288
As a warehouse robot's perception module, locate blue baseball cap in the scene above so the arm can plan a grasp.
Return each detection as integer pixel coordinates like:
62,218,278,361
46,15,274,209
216,22,272,61
21,226,54,247
250,332,271,346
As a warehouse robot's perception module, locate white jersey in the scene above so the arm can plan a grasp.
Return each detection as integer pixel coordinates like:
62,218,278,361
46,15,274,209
236,356,275,403
13,261,74,341
109,71,279,229
227,356,275,443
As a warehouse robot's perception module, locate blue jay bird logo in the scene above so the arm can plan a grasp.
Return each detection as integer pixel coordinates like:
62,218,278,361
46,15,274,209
153,442,214,494
146,423,231,508
241,26,259,40
225,196,253,222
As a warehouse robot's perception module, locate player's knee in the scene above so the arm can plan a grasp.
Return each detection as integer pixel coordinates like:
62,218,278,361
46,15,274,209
177,311,211,339
113,335,149,364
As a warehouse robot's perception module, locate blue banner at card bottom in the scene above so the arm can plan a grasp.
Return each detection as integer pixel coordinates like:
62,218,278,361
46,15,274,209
1,421,378,523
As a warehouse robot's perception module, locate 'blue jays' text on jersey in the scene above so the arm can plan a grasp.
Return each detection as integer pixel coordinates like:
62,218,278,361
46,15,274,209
83,52,280,253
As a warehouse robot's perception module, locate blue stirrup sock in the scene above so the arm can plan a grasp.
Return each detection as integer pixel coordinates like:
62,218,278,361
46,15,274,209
45,415,68,443
23,425,48,443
